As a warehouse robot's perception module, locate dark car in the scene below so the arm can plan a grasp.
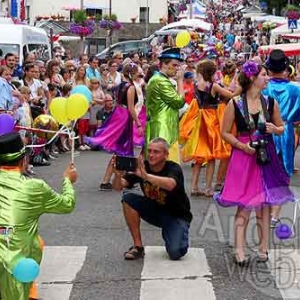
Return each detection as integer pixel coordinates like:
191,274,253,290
96,40,151,59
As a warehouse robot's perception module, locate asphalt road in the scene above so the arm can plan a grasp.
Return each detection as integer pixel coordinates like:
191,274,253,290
35,149,300,300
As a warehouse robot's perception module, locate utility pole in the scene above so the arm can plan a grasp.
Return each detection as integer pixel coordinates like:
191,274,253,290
189,0,193,19
146,0,149,37
80,0,84,53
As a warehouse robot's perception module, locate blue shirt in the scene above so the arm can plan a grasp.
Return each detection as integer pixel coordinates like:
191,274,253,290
0,78,14,111
86,67,101,81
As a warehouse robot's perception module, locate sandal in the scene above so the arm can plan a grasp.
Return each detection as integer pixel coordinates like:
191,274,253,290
204,188,214,197
214,183,223,192
124,246,145,260
256,251,268,263
191,189,204,197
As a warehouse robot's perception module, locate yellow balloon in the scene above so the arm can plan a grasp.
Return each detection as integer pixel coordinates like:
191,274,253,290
66,94,89,120
176,31,191,48
49,97,69,125
32,114,59,140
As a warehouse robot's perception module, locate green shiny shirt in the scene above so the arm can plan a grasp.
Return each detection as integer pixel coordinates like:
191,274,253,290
0,169,75,274
146,73,185,146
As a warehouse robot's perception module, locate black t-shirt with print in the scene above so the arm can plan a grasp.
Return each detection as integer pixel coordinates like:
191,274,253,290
123,160,193,223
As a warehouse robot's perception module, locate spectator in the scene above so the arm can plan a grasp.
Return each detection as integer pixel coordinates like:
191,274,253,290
86,56,101,81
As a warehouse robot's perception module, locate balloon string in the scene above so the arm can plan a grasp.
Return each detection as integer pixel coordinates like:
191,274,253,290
25,126,67,149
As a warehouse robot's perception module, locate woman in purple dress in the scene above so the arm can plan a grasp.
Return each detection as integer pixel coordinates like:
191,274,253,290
214,61,294,266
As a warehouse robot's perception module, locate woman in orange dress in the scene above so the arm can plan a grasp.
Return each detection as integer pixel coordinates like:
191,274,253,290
180,60,240,197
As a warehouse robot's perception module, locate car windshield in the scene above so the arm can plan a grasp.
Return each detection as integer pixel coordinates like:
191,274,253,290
0,44,20,57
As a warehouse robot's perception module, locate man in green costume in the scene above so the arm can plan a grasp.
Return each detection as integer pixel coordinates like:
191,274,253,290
0,132,77,300
146,48,185,163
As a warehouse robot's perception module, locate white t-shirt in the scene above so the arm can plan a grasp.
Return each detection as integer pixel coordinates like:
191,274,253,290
22,78,42,99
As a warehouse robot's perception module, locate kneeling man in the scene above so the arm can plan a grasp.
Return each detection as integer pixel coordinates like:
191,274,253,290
112,137,192,260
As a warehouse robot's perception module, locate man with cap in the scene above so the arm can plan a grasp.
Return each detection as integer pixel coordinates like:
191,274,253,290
0,132,77,300
146,48,186,163
264,49,300,226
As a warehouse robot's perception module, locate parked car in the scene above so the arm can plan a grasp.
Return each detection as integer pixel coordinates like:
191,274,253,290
96,40,151,60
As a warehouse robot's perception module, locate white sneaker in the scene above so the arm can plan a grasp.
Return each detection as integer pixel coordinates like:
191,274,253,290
84,145,91,150
79,145,86,151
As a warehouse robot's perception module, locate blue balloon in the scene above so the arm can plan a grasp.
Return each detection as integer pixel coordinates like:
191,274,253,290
13,258,40,283
71,85,92,103
275,223,293,240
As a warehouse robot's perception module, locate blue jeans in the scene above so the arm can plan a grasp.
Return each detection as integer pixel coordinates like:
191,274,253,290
122,192,190,260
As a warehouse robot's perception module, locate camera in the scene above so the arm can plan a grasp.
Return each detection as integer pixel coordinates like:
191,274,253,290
250,138,270,165
115,155,137,172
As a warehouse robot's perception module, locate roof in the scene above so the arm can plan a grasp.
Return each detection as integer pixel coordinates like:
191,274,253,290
36,20,68,36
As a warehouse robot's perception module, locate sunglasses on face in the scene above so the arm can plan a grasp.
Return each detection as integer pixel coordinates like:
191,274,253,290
187,60,194,63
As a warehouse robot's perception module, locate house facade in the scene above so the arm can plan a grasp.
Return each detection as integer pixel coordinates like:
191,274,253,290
1,0,168,24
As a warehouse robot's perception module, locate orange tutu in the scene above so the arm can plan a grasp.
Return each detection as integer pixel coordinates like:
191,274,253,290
180,99,231,163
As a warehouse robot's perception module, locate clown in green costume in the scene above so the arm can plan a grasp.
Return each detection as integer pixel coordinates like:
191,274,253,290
146,48,185,163
0,132,77,300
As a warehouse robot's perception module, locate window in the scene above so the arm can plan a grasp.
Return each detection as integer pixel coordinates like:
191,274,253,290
139,7,149,23
86,8,102,18
28,44,50,61
70,9,102,21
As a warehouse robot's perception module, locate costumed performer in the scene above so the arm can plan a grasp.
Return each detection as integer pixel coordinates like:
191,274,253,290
0,132,77,300
214,62,294,266
263,49,300,227
145,48,186,163
179,60,240,197
85,63,143,156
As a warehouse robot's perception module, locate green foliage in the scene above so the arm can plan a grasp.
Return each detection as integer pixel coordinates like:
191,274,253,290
95,14,102,22
103,14,118,21
110,14,117,21
285,4,300,11
73,10,87,24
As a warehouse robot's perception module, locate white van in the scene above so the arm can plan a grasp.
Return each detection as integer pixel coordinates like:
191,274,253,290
0,24,51,64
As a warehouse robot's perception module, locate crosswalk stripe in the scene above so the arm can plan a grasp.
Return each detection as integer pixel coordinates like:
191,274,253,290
140,246,216,300
269,248,300,299
37,246,88,300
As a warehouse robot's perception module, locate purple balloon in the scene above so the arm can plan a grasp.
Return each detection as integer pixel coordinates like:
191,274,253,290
0,114,15,135
275,223,293,240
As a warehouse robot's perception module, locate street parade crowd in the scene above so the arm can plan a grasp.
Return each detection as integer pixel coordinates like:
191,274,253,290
1,0,300,299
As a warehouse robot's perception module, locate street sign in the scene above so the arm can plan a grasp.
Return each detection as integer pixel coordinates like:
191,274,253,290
288,19,298,30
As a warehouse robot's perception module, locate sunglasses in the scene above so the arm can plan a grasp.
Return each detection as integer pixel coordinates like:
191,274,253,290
187,60,194,63
103,68,108,71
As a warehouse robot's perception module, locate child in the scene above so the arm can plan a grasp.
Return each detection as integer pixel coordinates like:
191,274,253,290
89,78,105,136
18,86,34,174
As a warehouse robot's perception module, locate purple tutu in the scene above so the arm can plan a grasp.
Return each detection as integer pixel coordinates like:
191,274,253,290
85,105,134,156
214,135,294,209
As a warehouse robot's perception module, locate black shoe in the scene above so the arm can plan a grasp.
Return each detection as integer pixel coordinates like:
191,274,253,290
100,182,113,191
233,254,250,267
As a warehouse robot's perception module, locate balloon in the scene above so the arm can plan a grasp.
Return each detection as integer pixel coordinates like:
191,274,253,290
0,114,15,135
175,31,191,48
275,223,293,240
66,94,89,120
49,97,69,125
13,258,40,283
33,114,59,140
71,85,92,103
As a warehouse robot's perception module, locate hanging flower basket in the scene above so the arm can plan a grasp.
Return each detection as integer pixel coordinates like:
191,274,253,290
69,20,95,37
99,19,122,30
286,11,300,20
69,10,95,37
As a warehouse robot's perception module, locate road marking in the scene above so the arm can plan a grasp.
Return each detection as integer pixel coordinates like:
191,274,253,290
269,248,300,299
37,246,88,300
140,246,216,300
